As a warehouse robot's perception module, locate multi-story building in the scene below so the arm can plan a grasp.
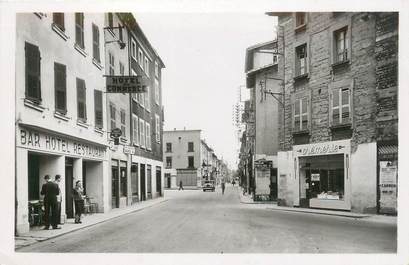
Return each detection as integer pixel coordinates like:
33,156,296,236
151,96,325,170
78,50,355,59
245,40,280,200
266,12,398,214
15,13,109,234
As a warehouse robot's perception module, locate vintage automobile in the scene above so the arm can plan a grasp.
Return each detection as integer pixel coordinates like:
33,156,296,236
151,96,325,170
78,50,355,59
202,180,215,192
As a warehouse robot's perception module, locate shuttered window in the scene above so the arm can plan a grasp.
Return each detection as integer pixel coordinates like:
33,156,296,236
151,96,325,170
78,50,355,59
120,109,126,138
92,24,100,62
76,78,87,121
118,23,123,42
109,52,115,75
155,79,159,104
110,103,116,130
54,63,66,114
94,90,103,129
293,97,309,132
132,114,139,146
146,122,151,150
25,42,41,103
53,13,65,31
155,114,160,143
331,88,351,125
75,13,84,48
139,118,145,148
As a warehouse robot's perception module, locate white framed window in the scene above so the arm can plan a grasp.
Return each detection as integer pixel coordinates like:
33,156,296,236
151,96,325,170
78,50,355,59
155,79,160,105
295,44,308,77
144,57,150,77
138,48,143,68
146,121,151,150
120,109,126,138
155,61,159,77
109,52,115,75
155,114,160,143
330,88,352,126
131,69,138,102
293,97,310,132
145,86,150,111
131,38,137,60
132,114,139,146
139,118,145,148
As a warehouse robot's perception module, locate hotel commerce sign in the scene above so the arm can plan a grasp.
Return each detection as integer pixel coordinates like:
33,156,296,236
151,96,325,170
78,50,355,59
18,128,107,159
105,75,147,93
293,140,350,157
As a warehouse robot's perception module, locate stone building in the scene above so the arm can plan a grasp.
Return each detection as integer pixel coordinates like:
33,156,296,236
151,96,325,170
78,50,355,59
265,12,398,214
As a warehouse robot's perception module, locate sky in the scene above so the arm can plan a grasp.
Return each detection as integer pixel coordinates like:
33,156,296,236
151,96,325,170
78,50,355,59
134,12,277,169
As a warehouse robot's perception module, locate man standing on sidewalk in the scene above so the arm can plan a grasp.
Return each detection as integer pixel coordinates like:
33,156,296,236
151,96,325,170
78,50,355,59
54,175,63,225
40,175,61,230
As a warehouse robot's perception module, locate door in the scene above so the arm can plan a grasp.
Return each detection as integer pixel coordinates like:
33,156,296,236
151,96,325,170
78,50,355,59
65,158,74,218
111,167,119,208
156,167,162,196
140,164,146,201
270,168,278,201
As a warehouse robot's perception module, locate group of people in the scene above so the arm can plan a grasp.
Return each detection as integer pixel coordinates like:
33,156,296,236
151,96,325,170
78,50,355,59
40,174,85,230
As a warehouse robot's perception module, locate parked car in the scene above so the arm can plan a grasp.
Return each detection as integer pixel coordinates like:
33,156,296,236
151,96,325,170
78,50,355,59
202,180,215,192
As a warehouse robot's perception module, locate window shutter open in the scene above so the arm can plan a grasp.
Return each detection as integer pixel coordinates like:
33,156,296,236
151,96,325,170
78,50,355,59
25,42,41,102
54,63,66,114
94,90,103,129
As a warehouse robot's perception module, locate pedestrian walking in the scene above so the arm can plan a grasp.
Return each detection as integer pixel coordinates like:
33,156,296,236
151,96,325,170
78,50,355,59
54,174,63,225
72,180,84,224
179,180,184,191
232,180,236,187
221,181,226,195
40,175,61,230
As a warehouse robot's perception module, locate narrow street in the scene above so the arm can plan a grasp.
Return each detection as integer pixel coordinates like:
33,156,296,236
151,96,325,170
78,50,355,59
19,185,396,253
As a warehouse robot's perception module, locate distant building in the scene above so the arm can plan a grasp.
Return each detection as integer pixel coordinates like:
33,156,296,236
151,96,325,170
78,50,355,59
266,12,398,214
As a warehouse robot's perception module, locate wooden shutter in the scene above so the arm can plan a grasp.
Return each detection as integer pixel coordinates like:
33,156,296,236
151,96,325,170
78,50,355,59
54,63,66,114
120,110,126,137
25,42,41,102
75,13,84,48
94,90,103,129
77,78,87,121
53,13,65,31
92,24,100,62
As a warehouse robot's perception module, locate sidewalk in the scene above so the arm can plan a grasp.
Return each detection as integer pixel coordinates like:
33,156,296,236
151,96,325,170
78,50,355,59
15,197,168,250
238,187,397,223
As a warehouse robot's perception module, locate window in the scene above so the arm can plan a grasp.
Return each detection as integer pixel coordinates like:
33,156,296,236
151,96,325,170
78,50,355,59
53,13,65,31
273,55,278,64
166,143,172,153
156,166,161,193
144,57,150,77
108,13,113,29
188,142,194,152
155,79,160,104
138,49,143,68
146,122,151,150
293,97,309,132
334,27,349,63
166,157,172,168
25,42,41,103
188,156,194,168
75,13,84,48
147,165,152,195
155,114,160,143
76,78,87,122
139,118,145,148
54,63,66,114
295,12,306,28
118,23,123,42
331,87,351,126
120,109,126,138
131,39,137,60
92,24,100,62
110,103,116,130
131,69,138,101
139,90,145,107
132,114,139,146
120,164,127,197
94,90,103,129
295,44,308,77
155,61,159,77
109,52,115,75
119,62,124,76
145,86,150,111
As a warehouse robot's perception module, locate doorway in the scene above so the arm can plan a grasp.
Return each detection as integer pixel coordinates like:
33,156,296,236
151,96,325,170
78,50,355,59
65,158,74,218
140,164,146,201
270,168,278,201
112,165,119,208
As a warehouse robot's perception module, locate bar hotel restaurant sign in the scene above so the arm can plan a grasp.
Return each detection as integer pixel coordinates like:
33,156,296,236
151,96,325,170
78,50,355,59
105,75,147,93
293,140,350,157
18,127,106,160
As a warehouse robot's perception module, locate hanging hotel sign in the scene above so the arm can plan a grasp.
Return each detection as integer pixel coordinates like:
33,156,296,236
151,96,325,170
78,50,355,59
105,75,147,93
293,140,350,157
18,128,106,159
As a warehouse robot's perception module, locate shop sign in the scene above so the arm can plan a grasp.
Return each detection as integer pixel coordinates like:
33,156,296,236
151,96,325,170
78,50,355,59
379,161,397,211
123,145,135,155
254,159,273,169
294,140,349,157
106,75,147,93
311,173,320,181
18,128,106,159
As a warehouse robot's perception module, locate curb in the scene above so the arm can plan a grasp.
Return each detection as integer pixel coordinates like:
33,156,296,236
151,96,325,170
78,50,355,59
266,207,370,219
15,198,169,250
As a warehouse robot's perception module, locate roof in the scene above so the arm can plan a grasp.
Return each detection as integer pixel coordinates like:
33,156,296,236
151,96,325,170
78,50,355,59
245,40,278,73
265,12,292,17
246,40,277,52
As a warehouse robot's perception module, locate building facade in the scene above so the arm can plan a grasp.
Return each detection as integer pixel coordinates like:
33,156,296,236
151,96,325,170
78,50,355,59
266,12,398,214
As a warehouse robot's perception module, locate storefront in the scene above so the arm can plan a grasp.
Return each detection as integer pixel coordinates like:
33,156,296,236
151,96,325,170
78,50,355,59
293,139,351,211
16,125,108,234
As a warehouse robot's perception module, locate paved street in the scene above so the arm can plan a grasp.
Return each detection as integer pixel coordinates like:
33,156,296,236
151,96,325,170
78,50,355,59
18,185,396,253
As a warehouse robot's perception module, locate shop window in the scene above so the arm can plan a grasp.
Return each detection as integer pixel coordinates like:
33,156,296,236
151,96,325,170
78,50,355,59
295,44,308,78
53,13,65,32
188,156,194,168
188,142,194,152
293,97,310,133
75,13,84,49
54,62,67,114
132,114,139,146
330,87,352,126
76,78,87,122
166,157,172,168
94,90,103,129
120,109,126,138
25,42,42,103
166,143,172,153
92,24,100,63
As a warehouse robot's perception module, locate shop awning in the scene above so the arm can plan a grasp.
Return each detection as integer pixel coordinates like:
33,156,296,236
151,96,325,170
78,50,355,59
378,145,398,155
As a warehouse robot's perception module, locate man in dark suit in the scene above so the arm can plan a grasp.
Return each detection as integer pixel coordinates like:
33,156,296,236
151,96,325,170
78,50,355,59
40,175,61,230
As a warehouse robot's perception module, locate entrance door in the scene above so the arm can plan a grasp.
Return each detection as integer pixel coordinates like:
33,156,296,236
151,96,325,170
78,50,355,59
140,164,146,201
65,158,74,218
165,173,171,188
156,167,162,196
112,167,119,208
270,168,278,201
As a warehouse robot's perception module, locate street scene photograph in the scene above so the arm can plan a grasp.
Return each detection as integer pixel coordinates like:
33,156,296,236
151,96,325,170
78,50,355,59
3,2,406,264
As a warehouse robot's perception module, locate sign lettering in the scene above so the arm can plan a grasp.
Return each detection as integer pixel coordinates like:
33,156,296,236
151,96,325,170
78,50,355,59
106,75,147,93
294,140,349,157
